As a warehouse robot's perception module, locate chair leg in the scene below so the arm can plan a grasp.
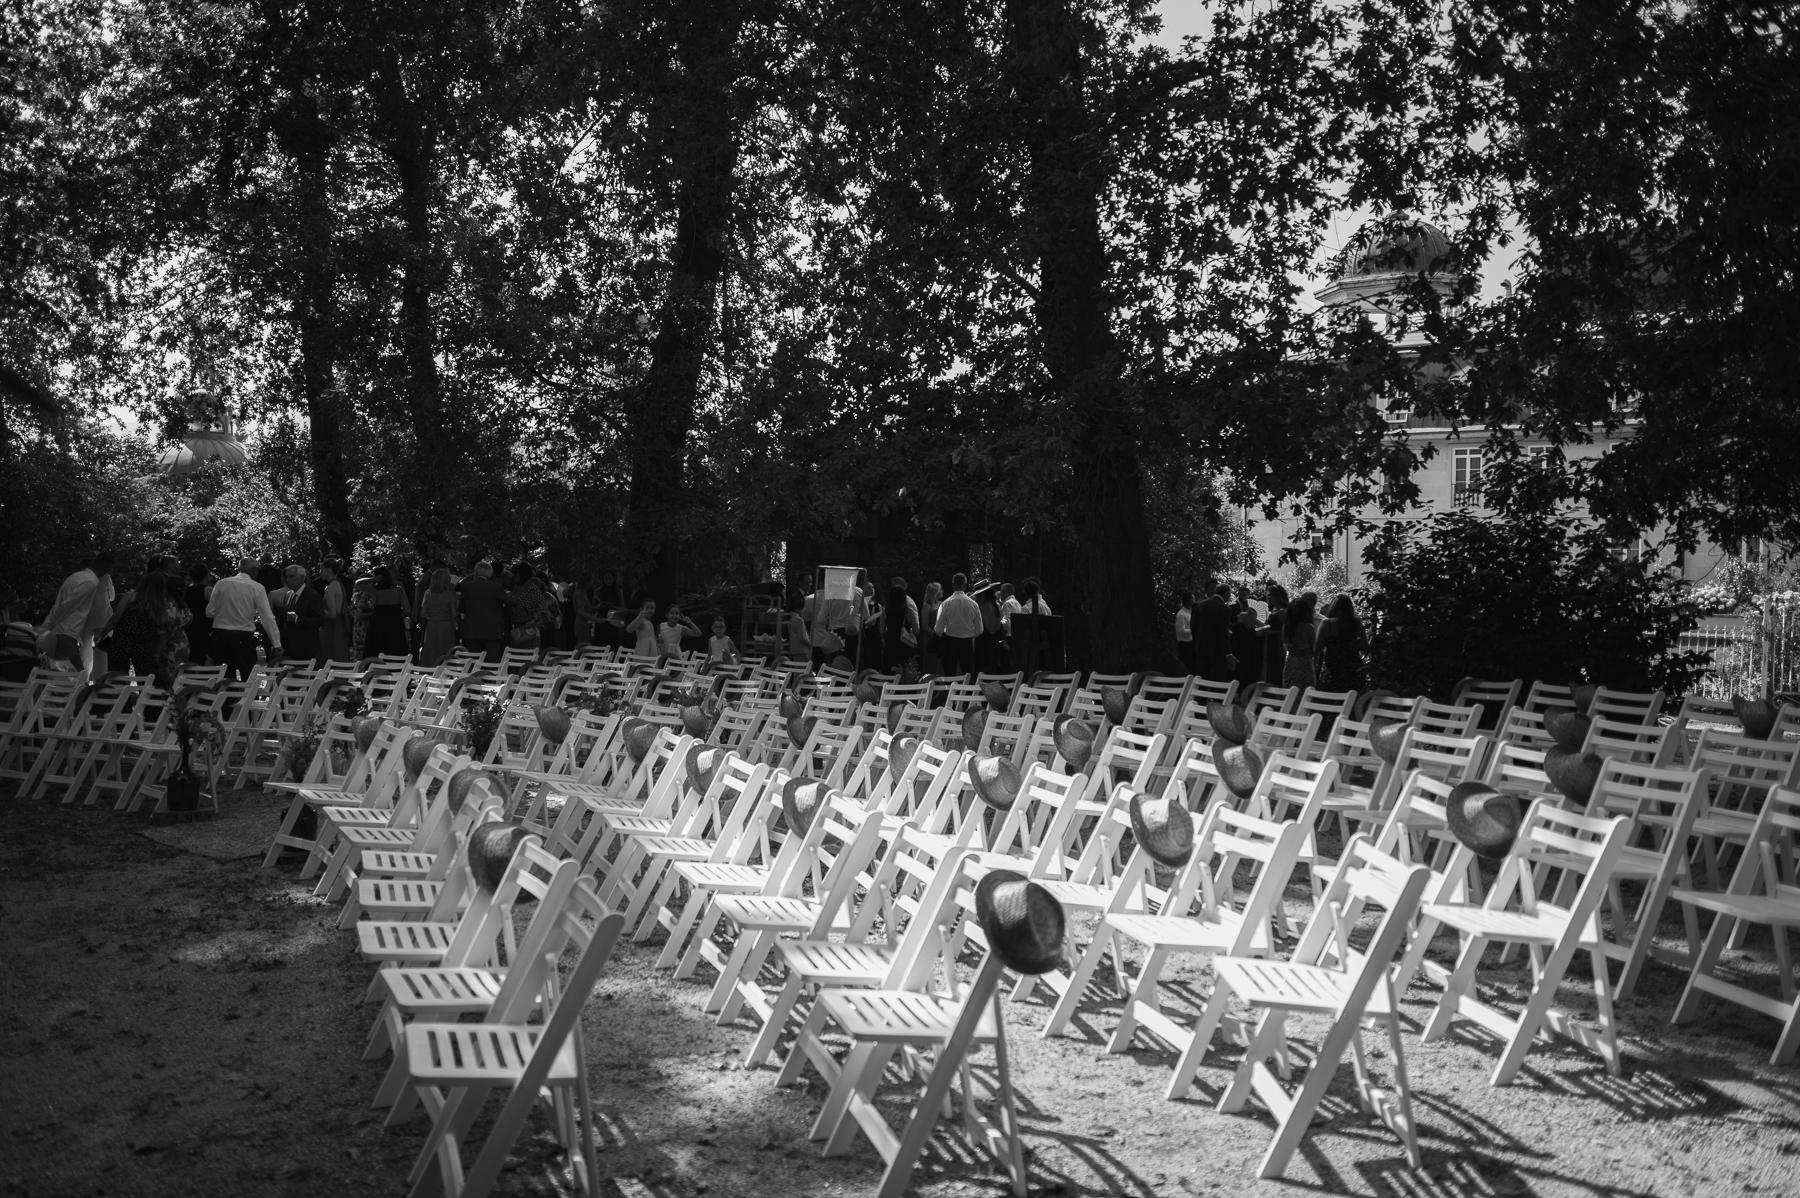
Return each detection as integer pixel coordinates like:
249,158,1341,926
1040,929,1112,1039
655,890,709,969
1168,976,1236,1101
744,972,805,1070
673,905,727,979
1422,933,1488,1043
1107,945,1170,1054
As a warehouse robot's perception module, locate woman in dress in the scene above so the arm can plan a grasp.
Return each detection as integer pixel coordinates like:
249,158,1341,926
350,575,376,658
418,568,460,667
920,581,943,674
364,567,410,658
103,572,175,685
184,564,215,666
504,561,551,654
317,560,353,663
1259,582,1290,685
1315,593,1367,693
880,577,918,671
571,577,595,647
1281,590,1319,688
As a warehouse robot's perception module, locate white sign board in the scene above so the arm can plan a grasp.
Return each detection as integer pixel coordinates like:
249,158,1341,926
820,565,861,602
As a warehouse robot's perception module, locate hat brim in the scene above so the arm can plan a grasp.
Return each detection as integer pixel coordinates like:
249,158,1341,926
975,869,1064,976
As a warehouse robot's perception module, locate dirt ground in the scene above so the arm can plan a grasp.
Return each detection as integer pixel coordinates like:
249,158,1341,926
3,785,1799,1198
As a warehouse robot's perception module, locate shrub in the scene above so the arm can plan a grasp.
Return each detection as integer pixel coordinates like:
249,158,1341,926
1361,510,1707,699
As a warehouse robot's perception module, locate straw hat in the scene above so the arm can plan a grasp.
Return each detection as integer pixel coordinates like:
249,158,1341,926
781,776,830,835
401,734,438,780
686,744,724,796
1546,712,1591,752
1544,746,1603,806
467,823,529,892
1369,719,1408,765
787,713,818,748
886,701,910,736
1053,715,1096,769
829,654,855,672
1445,781,1520,860
961,705,988,749
779,691,805,719
680,704,712,739
353,715,383,752
621,717,658,763
975,869,1065,976
1206,702,1253,746
445,767,483,815
1101,686,1131,725
889,735,922,779
1572,683,1599,713
534,704,572,745
1129,789,1195,868
982,681,1012,713
1734,696,1780,740
968,754,1023,810
853,677,882,706
1352,689,1395,722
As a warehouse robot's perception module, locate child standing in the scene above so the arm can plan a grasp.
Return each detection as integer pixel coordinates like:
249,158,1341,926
625,599,658,658
707,616,739,667
659,604,702,657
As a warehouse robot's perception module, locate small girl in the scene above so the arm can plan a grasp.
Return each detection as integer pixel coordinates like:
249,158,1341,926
707,616,738,666
625,599,658,658
659,604,702,657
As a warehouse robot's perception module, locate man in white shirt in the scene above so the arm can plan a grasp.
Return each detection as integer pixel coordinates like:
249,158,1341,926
932,573,981,680
41,552,115,678
801,571,869,671
207,556,283,680
998,583,1024,637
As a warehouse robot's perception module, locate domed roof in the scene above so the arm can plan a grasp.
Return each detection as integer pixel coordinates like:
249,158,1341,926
158,433,247,477
1340,219,1454,279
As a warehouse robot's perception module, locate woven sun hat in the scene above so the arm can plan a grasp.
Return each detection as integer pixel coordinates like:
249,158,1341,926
1734,696,1780,740
1217,742,1265,800
680,703,712,739
1369,719,1409,765
787,713,818,748
1129,789,1195,868
445,767,485,815
621,717,658,763
961,705,988,749
975,869,1065,976
1053,715,1096,769
1352,688,1395,722
534,704,572,745
1101,685,1131,725
353,715,383,752
829,654,855,672
1206,702,1253,746
467,823,530,892
1445,781,1521,860
853,677,882,705
1546,711,1591,752
401,734,439,780
968,754,1023,810
1572,683,1599,713
982,680,1012,713
1544,746,1603,806
781,776,830,835
886,700,910,736
889,735,923,779
779,691,805,719
686,743,725,796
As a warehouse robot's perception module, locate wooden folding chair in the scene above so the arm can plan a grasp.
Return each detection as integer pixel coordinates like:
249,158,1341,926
1589,686,1665,726
1451,677,1521,733
1208,837,1429,1177
1583,715,1677,769
1420,798,1631,1084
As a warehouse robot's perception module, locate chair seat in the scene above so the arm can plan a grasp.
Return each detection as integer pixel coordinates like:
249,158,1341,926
359,920,457,961
1105,910,1246,951
339,826,416,849
776,939,892,983
381,966,507,1015
674,862,770,891
405,1023,578,1084
605,815,674,837
359,850,435,877
1690,811,1756,842
322,807,391,827
1669,889,1800,926
819,990,999,1045
1533,844,1663,879
632,836,713,859
1215,957,1395,1016
358,877,444,915
717,895,853,932
1421,903,1575,945
1032,879,1111,912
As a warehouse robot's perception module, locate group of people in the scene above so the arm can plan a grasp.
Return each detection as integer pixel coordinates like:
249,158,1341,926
778,571,1053,676
1175,581,1365,692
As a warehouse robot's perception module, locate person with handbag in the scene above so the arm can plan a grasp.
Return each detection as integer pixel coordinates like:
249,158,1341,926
880,576,919,669
504,561,552,654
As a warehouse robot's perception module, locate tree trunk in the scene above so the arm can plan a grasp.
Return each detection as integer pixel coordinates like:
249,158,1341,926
1006,0,1162,670
624,11,741,607
284,95,355,560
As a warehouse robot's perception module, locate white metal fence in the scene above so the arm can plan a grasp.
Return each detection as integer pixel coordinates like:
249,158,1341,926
1677,595,1800,700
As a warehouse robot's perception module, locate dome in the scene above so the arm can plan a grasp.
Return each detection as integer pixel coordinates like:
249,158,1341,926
158,433,248,477
1340,219,1453,279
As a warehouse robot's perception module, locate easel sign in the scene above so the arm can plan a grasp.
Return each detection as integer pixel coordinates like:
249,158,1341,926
819,565,863,602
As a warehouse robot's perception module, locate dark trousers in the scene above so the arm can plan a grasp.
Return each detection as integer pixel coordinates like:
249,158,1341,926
463,636,506,663
1175,640,1196,676
938,635,975,681
214,630,259,681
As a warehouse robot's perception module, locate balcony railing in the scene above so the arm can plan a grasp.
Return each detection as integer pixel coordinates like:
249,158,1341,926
1452,482,1483,509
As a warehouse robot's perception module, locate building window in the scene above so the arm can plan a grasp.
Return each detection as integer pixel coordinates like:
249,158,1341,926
1526,445,1560,468
1452,448,1484,508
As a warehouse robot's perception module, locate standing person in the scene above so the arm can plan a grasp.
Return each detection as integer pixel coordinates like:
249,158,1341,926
1282,590,1320,688
1315,594,1367,693
1173,592,1195,675
658,603,702,657
1259,582,1290,685
571,577,595,647
800,572,865,671
707,616,739,666
457,560,509,662
253,553,282,593
364,567,410,658
316,559,352,663
503,561,551,654
184,564,216,667
932,573,981,680
42,552,116,678
275,564,325,665
879,577,919,670
417,568,460,667
920,581,943,674
1231,588,1262,689
971,581,1004,673
1193,580,1234,682
100,572,175,684
593,570,630,649
207,556,283,680
555,572,578,649
625,599,659,658
781,594,810,662
349,574,376,658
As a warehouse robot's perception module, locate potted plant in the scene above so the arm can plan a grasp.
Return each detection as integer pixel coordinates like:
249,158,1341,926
167,690,225,812
460,693,508,759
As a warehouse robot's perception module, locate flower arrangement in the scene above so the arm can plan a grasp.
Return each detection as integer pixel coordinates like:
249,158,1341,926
460,693,508,758
168,690,225,810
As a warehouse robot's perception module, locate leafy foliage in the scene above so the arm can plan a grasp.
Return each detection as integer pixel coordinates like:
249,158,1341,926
1361,511,1707,700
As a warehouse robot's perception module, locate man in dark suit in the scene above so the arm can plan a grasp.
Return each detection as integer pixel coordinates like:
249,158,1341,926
1193,579,1236,682
457,559,509,662
276,564,326,665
